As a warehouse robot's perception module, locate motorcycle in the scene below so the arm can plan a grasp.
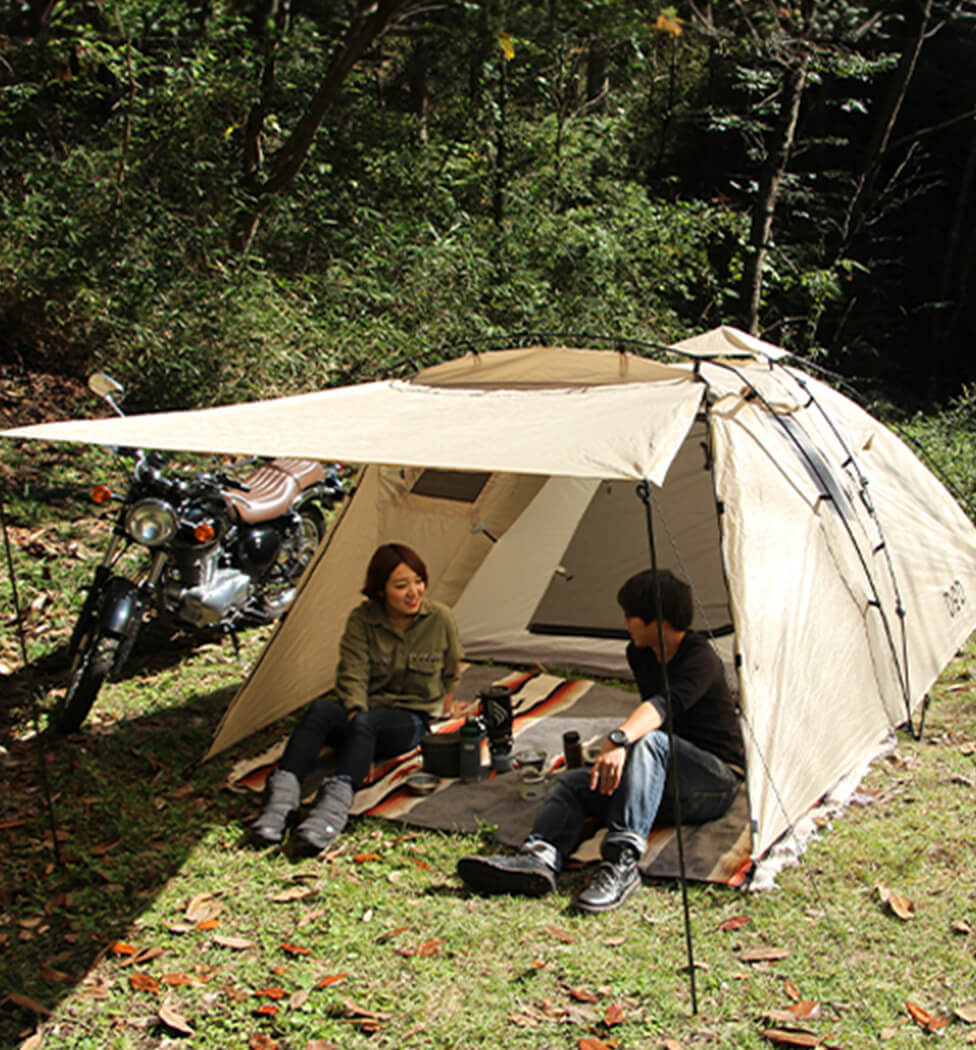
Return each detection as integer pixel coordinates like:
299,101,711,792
55,372,345,734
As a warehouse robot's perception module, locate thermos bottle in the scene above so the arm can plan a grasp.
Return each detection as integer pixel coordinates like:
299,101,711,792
459,717,484,781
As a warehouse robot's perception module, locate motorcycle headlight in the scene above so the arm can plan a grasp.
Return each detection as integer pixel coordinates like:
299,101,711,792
125,499,177,546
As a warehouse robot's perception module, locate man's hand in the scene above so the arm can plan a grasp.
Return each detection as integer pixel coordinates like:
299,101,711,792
444,695,475,718
589,741,628,795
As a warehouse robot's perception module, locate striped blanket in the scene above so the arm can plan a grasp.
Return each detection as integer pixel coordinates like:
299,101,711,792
229,664,753,886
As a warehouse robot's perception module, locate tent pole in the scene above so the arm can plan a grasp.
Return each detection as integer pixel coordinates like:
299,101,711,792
0,491,63,868
636,479,697,1014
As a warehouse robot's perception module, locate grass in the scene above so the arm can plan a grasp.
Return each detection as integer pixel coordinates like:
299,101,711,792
2,441,976,1050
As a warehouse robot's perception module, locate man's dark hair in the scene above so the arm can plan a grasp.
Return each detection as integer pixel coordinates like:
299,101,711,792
616,569,693,630
362,542,428,601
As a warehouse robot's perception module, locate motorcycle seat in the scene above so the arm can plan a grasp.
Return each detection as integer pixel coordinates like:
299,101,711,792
225,459,325,524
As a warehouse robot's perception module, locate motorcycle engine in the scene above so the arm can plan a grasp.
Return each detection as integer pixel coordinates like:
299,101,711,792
178,567,253,627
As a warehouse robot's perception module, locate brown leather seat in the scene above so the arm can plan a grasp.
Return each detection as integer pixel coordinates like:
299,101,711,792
225,459,325,524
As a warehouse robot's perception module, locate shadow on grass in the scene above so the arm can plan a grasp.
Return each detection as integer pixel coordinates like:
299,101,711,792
0,680,274,1046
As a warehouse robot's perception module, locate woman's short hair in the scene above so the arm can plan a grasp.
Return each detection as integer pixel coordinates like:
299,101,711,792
616,569,693,630
362,542,428,601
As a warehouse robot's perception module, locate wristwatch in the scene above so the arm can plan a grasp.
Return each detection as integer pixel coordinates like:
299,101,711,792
608,728,630,748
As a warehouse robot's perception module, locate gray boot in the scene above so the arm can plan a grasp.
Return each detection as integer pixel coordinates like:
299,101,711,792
293,777,354,856
249,768,301,846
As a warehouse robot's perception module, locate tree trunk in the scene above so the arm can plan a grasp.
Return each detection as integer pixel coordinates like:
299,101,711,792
741,59,807,335
239,0,408,241
838,0,932,252
585,37,608,113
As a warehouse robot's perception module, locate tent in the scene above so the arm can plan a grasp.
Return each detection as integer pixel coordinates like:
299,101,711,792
6,326,976,861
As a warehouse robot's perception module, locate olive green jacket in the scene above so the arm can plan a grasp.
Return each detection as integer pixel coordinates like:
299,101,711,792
334,597,463,716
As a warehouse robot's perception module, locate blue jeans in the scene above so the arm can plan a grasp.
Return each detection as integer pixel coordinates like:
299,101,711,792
526,730,741,868
278,698,430,790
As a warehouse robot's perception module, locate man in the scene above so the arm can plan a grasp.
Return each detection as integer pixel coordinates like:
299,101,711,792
456,568,744,913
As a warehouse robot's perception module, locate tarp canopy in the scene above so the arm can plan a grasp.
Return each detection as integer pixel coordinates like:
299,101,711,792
6,329,976,861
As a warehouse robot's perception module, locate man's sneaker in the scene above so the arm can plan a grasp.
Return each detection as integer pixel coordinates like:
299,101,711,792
575,849,641,913
457,852,557,897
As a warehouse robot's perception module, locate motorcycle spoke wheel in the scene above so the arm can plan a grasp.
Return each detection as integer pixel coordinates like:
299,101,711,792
258,505,325,618
54,634,119,734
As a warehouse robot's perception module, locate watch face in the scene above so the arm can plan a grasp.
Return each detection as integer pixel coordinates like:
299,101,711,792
609,729,628,747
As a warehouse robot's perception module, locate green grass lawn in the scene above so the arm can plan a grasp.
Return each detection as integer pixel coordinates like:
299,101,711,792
2,445,976,1050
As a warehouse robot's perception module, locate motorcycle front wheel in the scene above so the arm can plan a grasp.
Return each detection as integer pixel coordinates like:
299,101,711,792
55,633,120,734
259,504,326,617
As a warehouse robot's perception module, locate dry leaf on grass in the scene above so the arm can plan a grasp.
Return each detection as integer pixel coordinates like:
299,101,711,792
254,986,287,1000
544,925,575,944
397,938,445,957
761,1028,821,1046
783,979,801,1001
119,945,164,968
738,945,790,963
906,1000,948,1032
270,886,317,902
248,1034,279,1050
158,1003,194,1036
377,925,410,941
212,935,254,950
161,973,195,986
4,993,51,1016
955,1000,976,1023
569,986,599,1003
579,1038,613,1050
316,973,348,989
129,972,159,994
876,882,915,920
184,892,222,924
604,1002,626,1026
719,914,751,931
353,852,381,863
109,941,137,956
280,942,312,955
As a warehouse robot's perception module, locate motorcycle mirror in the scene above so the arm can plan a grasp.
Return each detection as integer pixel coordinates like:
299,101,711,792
88,371,126,416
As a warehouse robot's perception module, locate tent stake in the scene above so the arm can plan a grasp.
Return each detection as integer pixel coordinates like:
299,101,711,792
1,491,63,868
636,479,697,1015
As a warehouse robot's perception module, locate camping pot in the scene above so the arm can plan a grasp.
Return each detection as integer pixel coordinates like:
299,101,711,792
519,769,548,801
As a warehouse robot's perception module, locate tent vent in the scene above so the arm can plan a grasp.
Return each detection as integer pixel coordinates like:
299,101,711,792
410,469,491,503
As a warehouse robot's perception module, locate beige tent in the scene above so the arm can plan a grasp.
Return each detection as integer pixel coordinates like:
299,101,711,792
7,327,976,859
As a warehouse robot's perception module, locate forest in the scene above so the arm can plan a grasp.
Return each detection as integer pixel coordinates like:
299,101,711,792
2,0,976,417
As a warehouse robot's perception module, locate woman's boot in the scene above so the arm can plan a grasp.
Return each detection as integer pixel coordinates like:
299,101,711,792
293,777,354,856
249,768,301,846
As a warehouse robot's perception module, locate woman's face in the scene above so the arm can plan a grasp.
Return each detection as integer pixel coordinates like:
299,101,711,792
384,561,426,619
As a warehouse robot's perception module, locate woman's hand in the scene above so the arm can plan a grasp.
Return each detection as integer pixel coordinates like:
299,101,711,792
589,741,628,795
444,695,475,718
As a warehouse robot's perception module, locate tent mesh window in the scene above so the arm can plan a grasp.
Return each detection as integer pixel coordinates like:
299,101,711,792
410,469,491,503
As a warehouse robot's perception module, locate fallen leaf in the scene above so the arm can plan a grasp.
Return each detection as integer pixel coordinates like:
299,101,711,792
789,1001,820,1020
290,989,310,1010
18,1033,43,1050
661,1041,683,1050
161,973,195,986
953,920,975,935
248,1034,279,1050
783,979,801,1001
91,837,121,856
280,942,312,955
316,974,349,989
213,935,254,950
353,852,381,863
398,938,445,958
129,972,160,994
270,886,316,902
569,986,599,1003
254,987,287,999
120,945,165,968
196,919,220,931
340,996,392,1023
38,966,73,984
304,1041,339,1050
579,1039,612,1050
4,993,52,1016
254,1004,279,1016
956,1001,976,1023
545,925,575,944
877,883,915,920
906,1000,947,1032
761,1029,821,1046
184,892,222,923
377,925,410,941
109,941,137,956
158,1003,194,1036
738,946,790,963
604,1002,625,1026
719,914,751,931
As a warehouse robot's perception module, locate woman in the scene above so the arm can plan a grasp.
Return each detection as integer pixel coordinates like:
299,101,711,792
250,542,464,855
